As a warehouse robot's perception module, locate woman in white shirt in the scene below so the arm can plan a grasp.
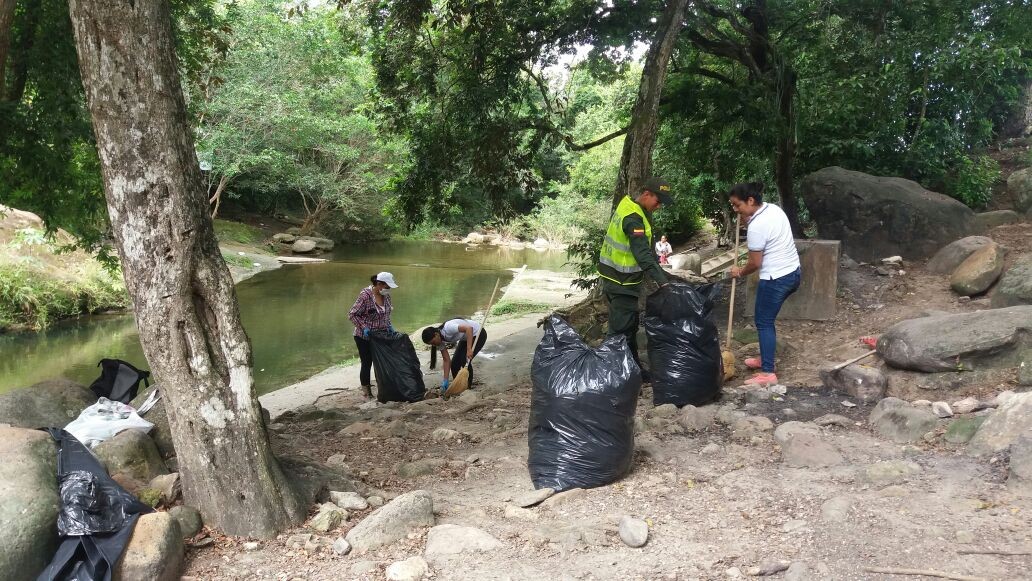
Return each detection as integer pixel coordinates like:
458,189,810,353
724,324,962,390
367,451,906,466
421,318,487,394
728,182,801,387
655,235,673,265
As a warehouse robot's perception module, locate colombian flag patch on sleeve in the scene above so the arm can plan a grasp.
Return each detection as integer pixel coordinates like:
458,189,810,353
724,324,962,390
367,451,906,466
631,228,646,237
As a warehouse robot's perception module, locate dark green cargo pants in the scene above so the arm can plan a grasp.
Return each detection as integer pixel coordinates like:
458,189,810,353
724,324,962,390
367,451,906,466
603,280,645,372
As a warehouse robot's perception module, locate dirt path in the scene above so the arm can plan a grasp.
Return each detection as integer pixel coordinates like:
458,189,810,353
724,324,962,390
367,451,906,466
183,225,1032,581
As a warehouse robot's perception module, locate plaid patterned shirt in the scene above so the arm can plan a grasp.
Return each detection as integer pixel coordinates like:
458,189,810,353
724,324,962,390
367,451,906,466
348,287,393,337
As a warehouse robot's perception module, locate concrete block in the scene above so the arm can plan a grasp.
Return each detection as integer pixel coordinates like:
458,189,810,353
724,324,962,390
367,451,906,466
745,240,839,321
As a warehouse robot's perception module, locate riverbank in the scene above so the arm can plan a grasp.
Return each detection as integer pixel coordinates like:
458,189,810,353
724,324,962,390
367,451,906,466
260,268,586,417
0,209,291,334
0,205,129,333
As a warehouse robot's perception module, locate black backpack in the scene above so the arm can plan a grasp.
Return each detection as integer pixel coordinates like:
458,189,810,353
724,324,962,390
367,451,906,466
89,359,150,404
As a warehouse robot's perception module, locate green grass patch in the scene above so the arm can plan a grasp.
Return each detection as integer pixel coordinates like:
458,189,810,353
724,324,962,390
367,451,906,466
335,356,360,367
0,264,130,332
213,219,264,244
221,252,255,268
490,299,552,317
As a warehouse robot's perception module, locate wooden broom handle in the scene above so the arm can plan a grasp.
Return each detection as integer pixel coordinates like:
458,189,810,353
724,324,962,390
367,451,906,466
725,214,741,350
469,277,502,362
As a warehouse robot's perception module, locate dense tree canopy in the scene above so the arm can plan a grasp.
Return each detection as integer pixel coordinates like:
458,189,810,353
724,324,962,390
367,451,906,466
2,0,1030,249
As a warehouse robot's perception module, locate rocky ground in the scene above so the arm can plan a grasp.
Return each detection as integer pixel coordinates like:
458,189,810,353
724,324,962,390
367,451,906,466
178,224,1032,581
4,165,1031,581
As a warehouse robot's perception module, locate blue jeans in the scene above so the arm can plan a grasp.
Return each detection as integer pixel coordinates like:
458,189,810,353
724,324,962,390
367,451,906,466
755,268,801,373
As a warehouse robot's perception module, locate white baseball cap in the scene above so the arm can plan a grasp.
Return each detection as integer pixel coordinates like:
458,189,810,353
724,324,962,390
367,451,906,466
376,272,398,288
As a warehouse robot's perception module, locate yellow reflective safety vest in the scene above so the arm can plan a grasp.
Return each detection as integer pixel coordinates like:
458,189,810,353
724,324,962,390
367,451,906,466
598,195,653,285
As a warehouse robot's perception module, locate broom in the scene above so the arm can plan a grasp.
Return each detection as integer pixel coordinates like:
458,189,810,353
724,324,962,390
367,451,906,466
445,277,502,397
721,214,741,382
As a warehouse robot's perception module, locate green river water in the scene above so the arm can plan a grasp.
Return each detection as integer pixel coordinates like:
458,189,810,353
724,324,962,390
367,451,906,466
0,241,567,395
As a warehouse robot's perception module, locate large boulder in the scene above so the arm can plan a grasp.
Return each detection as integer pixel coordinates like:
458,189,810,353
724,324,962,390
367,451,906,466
877,307,1032,372
1007,167,1032,213
130,387,175,458
800,167,980,262
973,210,1022,230
93,429,168,490
0,379,96,428
968,392,1032,456
344,489,434,552
869,397,938,443
298,236,334,251
291,239,317,253
0,426,59,579
992,255,1032,308
114,512,184,581
950,242,1004,296
926,236,994,275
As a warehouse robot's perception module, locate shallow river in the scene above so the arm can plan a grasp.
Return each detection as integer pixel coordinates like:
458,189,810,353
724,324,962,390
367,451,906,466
0,241,567,394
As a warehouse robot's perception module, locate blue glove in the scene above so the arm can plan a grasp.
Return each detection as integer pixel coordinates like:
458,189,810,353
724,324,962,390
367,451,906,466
362,328,370,338
442,379,450,390
389,325,396,334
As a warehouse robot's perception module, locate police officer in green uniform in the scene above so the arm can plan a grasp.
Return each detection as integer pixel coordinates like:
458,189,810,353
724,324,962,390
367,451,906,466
598,177,674,381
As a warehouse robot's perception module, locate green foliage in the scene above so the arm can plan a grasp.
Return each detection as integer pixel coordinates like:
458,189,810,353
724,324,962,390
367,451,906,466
212,219,263,244
0,264,129,332
946,155,1001,209
565,223,606,290
198,2,409,236
220,252,255,269
522,193,610,244
490,299,552,317
366,0,656,229
0,0,227,258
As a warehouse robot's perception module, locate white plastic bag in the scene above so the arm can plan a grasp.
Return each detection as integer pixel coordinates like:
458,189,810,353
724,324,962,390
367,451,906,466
64,397,153,448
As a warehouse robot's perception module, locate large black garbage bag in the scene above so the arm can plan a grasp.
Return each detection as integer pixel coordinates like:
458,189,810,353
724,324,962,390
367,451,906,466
528,315,641,491
644,282,723,407
38,428,152,581
370,330,426,403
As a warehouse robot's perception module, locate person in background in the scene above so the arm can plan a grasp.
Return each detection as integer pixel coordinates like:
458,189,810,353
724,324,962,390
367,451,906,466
348,272,398,398
421,318,487,394
597,177,673,382
655,235,673,265
728,182,801,387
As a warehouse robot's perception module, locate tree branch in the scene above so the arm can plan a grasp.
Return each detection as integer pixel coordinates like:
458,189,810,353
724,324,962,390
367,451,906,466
569,126,628,151
520,63,555,116
681,66,736,86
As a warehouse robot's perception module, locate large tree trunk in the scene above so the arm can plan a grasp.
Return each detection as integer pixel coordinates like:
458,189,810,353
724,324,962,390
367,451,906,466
0,0,15,95
774,67,804,238
613,0,690,208
68,0,304,537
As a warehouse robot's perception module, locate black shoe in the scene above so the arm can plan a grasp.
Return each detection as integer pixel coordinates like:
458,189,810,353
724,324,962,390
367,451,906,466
640,369,652,384
362,385,373,399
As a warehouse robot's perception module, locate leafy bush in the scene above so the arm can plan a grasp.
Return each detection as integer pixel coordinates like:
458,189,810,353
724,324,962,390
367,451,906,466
946,155,1000,209
0,265,129,332
522,194,610,244
213,219,263,244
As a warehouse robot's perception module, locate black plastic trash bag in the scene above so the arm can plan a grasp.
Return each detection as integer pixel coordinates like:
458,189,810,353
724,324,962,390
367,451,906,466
528,315,641,491
370,330,426,403
644,282,723,407
38,428,152,581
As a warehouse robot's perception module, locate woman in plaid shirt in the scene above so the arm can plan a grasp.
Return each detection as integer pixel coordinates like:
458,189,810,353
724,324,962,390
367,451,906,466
348,272,398,398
